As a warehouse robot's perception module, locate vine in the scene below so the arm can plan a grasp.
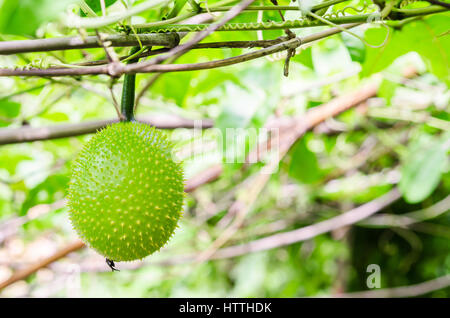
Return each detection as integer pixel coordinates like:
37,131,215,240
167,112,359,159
120,4,446,34
124,14,372,33
120,46,141,122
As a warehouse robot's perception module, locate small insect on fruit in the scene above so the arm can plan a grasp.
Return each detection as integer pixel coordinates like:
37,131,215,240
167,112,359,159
67,122,184,265
106,258,119,272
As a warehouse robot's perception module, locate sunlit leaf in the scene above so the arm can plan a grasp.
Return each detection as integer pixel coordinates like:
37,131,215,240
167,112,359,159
0,0,77,36
399,135,449,203
289,137,322,184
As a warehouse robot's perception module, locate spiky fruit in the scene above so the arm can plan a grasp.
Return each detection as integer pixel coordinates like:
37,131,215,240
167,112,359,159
67,122,184,261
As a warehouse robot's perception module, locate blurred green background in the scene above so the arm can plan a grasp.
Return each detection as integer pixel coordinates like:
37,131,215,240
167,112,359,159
0,0,449,297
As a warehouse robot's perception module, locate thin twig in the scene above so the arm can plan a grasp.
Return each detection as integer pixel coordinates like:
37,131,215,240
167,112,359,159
95,31,120,64
334,274,450,298
210,189,401,259
360,194,450,227
270,0,296,76
108,81,124,121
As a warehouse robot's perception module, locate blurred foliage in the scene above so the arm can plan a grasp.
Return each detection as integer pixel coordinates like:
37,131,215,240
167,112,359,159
0,0,449,298
361,15,450,85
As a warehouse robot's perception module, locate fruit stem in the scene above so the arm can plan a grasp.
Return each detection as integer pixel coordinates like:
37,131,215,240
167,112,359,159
120,46,141,122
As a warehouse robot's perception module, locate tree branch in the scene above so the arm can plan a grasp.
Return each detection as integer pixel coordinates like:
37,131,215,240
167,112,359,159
211,189,401,259
0,115,213,145
0,34,180,55
359,194,450,227
0,240,85,290
0,23,359,77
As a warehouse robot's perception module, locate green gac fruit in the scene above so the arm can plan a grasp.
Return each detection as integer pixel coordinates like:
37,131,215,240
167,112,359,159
67,122,184,261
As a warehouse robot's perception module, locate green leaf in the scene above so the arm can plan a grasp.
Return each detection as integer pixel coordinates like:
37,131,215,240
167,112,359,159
292,46,314,69
311,37,353,77
0,99,21,118
399,135,449,204
164,0,188,19
20,174,69,215
0,150,32,174
362,15,450,85
215,65,281,164
84,0,117,13
341,30,366,64
80,0,118,17
378,78,399,104
288,137,321,184
41,112,69,122
151,71,194,107
0,0,77,36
